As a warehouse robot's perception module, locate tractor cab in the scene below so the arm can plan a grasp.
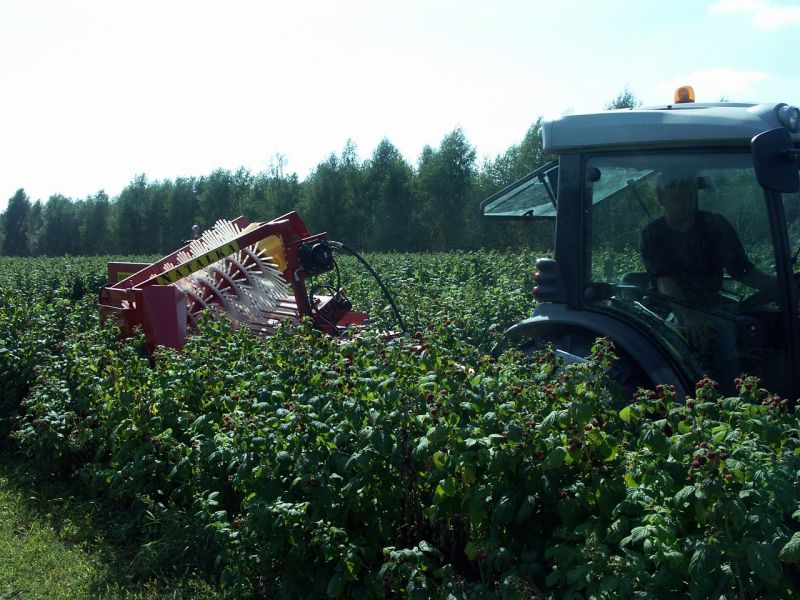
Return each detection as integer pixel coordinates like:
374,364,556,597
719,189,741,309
483,90,800,398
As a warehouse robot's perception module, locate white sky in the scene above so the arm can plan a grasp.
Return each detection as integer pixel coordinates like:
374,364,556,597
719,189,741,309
1,0,799,211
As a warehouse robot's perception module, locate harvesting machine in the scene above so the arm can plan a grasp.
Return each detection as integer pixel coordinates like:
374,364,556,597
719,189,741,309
98,211,397,349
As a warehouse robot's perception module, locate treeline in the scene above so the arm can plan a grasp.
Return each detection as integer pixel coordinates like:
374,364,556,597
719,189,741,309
0,122,554,257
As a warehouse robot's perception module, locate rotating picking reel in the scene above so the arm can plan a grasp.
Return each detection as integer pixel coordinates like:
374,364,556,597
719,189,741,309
98,212,373,349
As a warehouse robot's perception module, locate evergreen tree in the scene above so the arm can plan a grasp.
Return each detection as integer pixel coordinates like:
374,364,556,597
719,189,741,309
112,175,148,255
338,140,369,247
25,200,43,255
299,153,346,242
605,85,642,110
364,139,414,251
1,189,32,256
39,195,77,256
196,168,253,228
165,177,200,247
245,155,301,221
78,192,110,254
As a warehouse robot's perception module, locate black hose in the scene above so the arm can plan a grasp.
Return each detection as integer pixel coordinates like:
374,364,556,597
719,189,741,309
308,259,342,330
332,242,407,335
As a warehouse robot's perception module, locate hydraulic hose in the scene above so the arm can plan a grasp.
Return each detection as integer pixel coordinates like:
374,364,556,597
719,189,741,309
330,241,407,335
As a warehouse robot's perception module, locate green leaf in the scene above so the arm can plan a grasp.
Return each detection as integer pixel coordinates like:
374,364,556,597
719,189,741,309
539,410,560,434
506,419,524,442
326,572,345,598
585,428,604,448
433,477,457,505
515,495,536,524
623,472,638,488
662,549,685,569
413,436,429,458
460,464,477,485
545,568,561,588
689,543,720,581
641,426,669,454
492,494,517,524
544,446,566,470
570,402,593,424
557,497,580,527
418,540,444,561
566,563,591,589
726,498,746,532
601,436,619,462
599,575,620,592
622,525,655,548
607,518,628,544
432,451,447,469
464,540,480,561
747,542,782,586
779,532,800,564
674,485,695,506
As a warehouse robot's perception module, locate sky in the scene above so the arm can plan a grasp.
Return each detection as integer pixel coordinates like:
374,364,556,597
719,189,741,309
1,0,799,212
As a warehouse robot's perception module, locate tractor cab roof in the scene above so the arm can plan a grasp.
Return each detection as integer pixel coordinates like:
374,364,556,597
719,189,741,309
482,93,800,219
542,102,800,153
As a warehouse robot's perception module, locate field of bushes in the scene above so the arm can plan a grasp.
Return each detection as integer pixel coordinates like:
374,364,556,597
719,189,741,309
1,252,799,599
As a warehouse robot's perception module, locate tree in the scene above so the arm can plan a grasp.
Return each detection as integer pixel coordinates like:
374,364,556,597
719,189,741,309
471,118,556,249
414,129,477,249
38,195,77,256
196,168,252,229
299,154,347,242
165,177,200,248
605,85,642,110
111,175,148,255
246,169,301,223
481,118,549,191
1,189,31,256
25,200,43,255
364,139,414,251
338,139,369,247
77,192,110,254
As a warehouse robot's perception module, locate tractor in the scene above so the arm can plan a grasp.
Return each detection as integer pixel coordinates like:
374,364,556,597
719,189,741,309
482,87,800,399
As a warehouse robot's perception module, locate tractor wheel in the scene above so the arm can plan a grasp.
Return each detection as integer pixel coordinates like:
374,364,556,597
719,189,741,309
518,329,652,399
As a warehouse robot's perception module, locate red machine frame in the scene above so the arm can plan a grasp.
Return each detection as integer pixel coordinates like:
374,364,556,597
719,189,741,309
98,212,367,349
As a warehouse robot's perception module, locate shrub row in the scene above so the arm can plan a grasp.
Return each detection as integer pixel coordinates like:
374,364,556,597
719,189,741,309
0,254,799,599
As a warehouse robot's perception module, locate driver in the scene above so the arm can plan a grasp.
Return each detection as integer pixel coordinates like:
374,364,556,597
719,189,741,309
639,169,777,388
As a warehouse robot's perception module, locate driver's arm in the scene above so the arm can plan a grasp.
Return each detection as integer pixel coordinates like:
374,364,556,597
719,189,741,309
720,216,778,296
735,268,779,296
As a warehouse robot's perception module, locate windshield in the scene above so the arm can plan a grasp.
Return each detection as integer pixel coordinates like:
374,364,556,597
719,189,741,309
583,151,792,395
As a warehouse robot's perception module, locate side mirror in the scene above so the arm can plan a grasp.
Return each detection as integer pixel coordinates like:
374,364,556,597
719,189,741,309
752,128,800,193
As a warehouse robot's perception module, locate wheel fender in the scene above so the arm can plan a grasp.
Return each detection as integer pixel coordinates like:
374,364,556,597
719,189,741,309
499,304,691,397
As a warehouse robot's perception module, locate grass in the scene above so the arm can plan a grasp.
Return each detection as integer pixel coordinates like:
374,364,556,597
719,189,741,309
0,454,220,600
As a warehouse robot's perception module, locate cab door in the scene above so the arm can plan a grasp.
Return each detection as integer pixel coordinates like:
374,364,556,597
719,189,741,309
582,150,795,396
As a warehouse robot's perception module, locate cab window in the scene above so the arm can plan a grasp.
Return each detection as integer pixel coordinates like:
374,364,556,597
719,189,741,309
584,152,786,394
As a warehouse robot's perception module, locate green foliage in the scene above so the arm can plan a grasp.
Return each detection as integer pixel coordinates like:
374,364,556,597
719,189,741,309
605,85,642,110
0,457,217,599
1,123,552,257
2,188,32,256
1,254,799,599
